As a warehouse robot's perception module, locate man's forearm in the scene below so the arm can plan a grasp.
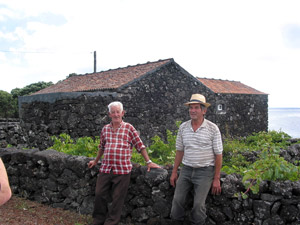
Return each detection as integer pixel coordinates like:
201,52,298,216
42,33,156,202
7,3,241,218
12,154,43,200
214,154,223,179
140,148,150,162
95,149,104,162
172,150,184,173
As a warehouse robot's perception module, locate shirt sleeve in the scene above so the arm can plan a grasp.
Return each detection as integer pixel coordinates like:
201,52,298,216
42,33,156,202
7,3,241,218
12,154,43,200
129,124,146,153
99,127,106,151
175,123,184,151
212,126,223,155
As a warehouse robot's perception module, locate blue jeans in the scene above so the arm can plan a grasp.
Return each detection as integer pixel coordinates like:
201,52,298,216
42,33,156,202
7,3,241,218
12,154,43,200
171,165,215,225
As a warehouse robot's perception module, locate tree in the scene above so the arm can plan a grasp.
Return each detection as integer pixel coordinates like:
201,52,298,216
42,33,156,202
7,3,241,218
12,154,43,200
0,91,15,118
11,81,53,98
67,73,79,78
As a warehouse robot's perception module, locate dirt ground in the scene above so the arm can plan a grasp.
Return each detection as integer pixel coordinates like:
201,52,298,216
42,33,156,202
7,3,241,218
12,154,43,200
0,195,92,225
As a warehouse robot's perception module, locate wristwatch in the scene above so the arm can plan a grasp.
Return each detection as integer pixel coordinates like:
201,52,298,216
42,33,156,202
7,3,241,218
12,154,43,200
146,160,152,164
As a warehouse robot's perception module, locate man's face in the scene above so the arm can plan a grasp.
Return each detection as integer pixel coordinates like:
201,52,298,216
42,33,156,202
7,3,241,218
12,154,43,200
109,105,124,124
189,103,206,120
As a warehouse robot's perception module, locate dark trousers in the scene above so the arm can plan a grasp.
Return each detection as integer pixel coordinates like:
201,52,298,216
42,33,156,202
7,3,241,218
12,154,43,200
92,171,131,225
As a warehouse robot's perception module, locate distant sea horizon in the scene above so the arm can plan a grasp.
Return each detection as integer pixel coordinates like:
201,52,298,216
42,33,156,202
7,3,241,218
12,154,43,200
268,107,300,138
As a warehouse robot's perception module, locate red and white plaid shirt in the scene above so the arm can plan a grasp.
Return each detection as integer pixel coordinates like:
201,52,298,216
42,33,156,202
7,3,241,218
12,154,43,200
99,121,146,174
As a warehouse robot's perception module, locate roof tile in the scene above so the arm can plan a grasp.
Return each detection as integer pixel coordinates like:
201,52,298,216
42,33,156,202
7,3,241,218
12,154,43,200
197,78,267,95
33,59,172,95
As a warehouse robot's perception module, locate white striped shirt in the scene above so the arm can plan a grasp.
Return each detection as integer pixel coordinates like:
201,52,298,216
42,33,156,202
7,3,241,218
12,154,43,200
176,119,223,167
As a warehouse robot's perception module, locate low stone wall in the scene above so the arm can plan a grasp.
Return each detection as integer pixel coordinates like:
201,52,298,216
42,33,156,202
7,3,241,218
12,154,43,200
1,146,300,224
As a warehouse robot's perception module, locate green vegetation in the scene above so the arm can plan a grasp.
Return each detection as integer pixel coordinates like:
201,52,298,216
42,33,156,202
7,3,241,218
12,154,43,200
48,128,300,196
222,130,293,175
132,121,181,165
0,90,17,118
49,133,99,157
223,130,300,195
10,81,53,98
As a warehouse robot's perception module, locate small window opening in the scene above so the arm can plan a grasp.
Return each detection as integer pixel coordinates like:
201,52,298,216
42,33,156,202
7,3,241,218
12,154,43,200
218,104,225,111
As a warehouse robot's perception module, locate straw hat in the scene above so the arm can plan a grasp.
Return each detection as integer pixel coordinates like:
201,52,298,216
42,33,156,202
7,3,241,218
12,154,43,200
184,94,211,108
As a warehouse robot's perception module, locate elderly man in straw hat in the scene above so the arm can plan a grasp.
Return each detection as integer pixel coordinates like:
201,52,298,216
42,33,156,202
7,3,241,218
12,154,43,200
170,94,223,225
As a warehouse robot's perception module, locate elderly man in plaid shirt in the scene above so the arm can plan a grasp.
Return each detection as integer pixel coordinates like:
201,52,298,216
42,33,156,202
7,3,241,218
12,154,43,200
88,101,160,225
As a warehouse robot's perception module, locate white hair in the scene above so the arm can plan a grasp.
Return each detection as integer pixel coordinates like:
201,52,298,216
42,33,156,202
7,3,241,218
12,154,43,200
108,101,123,113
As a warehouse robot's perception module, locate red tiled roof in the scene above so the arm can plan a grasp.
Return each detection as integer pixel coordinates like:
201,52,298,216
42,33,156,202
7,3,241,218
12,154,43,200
197,78,267,95
33,59,172,95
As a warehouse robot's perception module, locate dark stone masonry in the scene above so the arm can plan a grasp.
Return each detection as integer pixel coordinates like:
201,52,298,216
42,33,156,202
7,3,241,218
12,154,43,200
1,144,300,224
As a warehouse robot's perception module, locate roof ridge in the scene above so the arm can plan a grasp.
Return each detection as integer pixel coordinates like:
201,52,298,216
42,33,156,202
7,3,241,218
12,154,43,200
80,58,173,76
197,77,240,83
32,58,175,95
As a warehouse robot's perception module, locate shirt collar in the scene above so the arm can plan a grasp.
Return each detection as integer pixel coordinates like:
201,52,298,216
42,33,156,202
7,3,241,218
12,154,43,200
109,121,124,128
189,119,208,131
201,119,208,128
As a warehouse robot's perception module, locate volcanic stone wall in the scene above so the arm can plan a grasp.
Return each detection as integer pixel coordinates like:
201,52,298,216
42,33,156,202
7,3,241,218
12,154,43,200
1,145,300,224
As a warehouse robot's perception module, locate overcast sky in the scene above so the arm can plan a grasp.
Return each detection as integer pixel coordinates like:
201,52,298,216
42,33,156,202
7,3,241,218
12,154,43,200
1,0,300,108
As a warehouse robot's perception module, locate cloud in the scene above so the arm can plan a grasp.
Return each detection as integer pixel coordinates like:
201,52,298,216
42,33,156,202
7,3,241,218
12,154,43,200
0,0,300,107
282,24,300,48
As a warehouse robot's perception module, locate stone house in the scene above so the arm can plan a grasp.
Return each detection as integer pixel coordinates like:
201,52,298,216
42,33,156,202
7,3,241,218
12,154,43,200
196,78,268,137
18,58,268,149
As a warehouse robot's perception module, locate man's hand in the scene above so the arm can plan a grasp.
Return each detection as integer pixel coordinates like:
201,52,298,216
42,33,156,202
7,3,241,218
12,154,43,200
147,162,161,172
88,160,97,168
211,178,221,195
170,171,178,187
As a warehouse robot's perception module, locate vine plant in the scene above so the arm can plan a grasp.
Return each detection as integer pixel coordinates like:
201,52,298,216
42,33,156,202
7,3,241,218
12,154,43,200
47,127,300,198
242,144,300,195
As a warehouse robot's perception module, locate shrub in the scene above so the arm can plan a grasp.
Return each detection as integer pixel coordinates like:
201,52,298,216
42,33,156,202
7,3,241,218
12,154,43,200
242,144,300,194
132,121,181,165
49,134,99,157
223,131,300,195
